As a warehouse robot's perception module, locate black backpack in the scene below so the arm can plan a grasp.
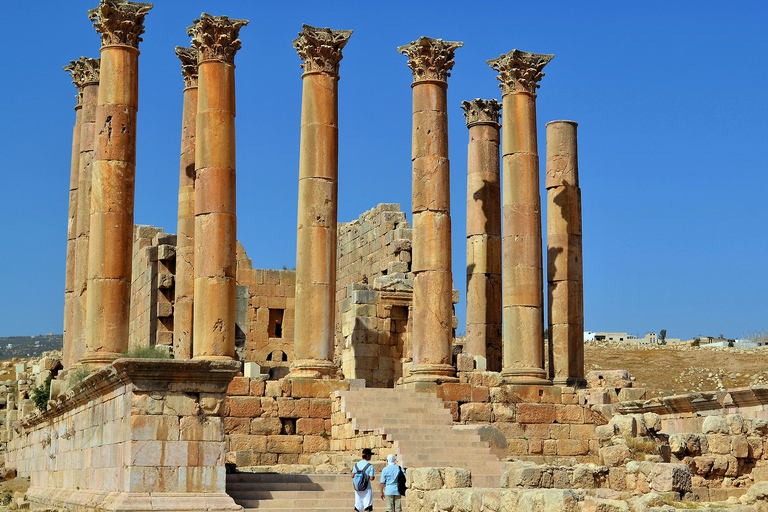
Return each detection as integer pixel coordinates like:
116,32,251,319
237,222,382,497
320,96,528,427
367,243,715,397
396,466,407,496
353,462,371,491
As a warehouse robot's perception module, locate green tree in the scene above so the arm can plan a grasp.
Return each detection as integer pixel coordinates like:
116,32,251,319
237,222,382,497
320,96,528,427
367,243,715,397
659,329,667,345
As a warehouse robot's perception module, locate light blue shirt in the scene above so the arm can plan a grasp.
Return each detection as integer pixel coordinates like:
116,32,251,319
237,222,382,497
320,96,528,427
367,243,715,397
355,460,374,483
380,464,402,495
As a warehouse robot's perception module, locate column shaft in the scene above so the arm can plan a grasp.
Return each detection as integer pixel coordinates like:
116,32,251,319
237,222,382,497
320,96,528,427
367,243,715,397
546,120,584,386
290,24,351,378
72,81,99,368
187,13,248,360
192,60,237,360
63,99,82,369
174,47,198,360
462,99,502,372
82,45,140,367
399,37,462,383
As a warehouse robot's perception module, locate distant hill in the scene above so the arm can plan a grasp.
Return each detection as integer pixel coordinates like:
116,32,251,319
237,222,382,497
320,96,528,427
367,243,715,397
0,335,62,359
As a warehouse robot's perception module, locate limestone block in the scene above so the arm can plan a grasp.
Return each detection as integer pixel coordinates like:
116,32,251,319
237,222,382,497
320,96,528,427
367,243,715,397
227,377,249,396
617,388,646,401
572,464,602,489
267,435,303,454
249,379,266,396
643,413,661,433
556,405,585,424
228,397,261,417
130,415,180,441
557,439,589,456
303,434,330,453
442,467,471,488
516,489,581,512
132,393,164,415
516,404,555,424
296,418,326,435
702,416,728,434
277,397,310,418
581,497,629,512
249,418,282,436
456,353,474,372
224,418,250,435
586,370,632,389
440,383,472,402
243,362,263,378
228,434,267,453
727,414,746,434
600,445,631,467
408,467,443,491
707,435,731,455
265,381,282,397
459,403,491,422
648,463,692,493
609,415,637,438
493,403,515,422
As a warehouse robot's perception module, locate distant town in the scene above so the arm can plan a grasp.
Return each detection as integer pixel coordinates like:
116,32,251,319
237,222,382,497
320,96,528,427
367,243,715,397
585,331,768,348
0,334,63,359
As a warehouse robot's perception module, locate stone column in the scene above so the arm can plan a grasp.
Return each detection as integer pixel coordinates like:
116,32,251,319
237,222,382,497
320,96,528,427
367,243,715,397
63,57,100,369
488,49,553,384
290,25,352,379
188,14,248,360
398,37,462,383
82,0,152,368
173,47,198,360
62,62,84,370
460,99,502,372
546,120,585,386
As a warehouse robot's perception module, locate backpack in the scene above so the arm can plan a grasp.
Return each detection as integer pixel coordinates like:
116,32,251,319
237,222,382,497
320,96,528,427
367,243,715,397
396,466,407,496
353,462,371,491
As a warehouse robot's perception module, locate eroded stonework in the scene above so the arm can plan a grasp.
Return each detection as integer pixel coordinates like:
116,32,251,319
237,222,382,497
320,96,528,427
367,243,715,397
187,13,249,64
487,49,554,95
88,0,153,48
174,46,198,89
460,98,501,128
397,36,463,83
292,24,352,76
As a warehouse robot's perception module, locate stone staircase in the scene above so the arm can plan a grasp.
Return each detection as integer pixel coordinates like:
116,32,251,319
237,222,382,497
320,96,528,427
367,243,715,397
227,472,356,511
338,387,505,488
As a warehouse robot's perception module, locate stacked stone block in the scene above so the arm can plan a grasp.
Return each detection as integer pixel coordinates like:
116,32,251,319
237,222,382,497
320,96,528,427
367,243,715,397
6,359,239,511
128,226,176,352
223,377,350,466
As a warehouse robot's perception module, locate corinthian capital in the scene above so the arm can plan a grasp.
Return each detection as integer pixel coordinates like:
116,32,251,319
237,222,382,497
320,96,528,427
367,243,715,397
88,0,153,49
487,49,553,95
397,37,463,83
175,47,198,88
64,57,101,106
187,13,249,65
293,24,353,76
460,99,501,128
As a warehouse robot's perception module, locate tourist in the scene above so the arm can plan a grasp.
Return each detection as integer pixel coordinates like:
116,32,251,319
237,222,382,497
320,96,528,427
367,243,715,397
379,454,404,512
352,448,375,512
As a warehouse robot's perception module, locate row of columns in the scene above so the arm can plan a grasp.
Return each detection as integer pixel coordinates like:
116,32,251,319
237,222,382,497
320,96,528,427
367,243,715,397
61,1,583,385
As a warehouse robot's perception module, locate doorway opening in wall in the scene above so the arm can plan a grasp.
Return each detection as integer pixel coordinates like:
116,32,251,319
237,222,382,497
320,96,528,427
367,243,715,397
390,305,409,386
268,309,284,338
267,350,288,362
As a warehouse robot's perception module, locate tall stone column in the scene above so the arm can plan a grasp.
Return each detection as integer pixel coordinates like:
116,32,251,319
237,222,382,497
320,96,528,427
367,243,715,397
461,99,502,372
488,49,553,384
546,120,585,386
398,37,462,383
62,62,85,369
188,14,248,360
173,47,198,360
82,0,152,368
290,25,352,379
63,57,100,369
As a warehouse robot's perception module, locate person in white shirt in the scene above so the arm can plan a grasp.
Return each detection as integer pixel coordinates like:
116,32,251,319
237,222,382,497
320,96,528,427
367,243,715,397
352,448,375,512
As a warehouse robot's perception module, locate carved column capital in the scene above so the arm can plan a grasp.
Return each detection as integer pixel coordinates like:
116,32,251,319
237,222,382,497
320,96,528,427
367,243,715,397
461,99,501,128
88,0,153,49
398,36,463,83
187,13,249,65
64,57,101,106
487,49,553,95
175,46,198,88
293,24,353,77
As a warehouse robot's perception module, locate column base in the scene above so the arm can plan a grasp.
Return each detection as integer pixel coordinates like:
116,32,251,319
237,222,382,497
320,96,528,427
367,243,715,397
192,355,234,361
553,376,587,388
502,368,551,385
288,359,340,379
404,363,458,384
79,351,122,369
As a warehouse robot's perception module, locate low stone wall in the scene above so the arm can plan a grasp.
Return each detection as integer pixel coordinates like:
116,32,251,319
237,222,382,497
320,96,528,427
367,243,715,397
224,376,369,466
6,359,239,512
424,375,605,462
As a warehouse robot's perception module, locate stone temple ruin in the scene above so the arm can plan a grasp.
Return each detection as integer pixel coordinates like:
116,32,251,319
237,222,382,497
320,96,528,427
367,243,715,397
7,1,768,511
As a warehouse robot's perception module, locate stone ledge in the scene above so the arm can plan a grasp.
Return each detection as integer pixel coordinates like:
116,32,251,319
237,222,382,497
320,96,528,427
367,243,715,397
26,487,241,512
21,359,240,429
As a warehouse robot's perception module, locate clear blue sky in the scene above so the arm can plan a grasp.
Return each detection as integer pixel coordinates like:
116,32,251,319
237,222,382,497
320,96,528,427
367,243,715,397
1,1,766,341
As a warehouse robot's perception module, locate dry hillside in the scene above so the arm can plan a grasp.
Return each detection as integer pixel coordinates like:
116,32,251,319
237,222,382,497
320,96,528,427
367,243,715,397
585,341,768,398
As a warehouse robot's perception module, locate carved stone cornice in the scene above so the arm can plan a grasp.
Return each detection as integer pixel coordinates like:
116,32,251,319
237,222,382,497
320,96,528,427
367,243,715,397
187,13,249,65
292,24,353,77
460,99,501,128
88,0,153,49
397,36,463,83
487,49,553,95
175,46,198,88
63,57,101,107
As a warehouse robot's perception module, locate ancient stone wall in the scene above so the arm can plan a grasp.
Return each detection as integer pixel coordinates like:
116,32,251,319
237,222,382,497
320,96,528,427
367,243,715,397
128,226,176,353
6,359,239,511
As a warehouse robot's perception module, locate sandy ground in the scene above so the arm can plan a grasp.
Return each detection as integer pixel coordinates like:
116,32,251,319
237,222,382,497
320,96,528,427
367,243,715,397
585,341,768,398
